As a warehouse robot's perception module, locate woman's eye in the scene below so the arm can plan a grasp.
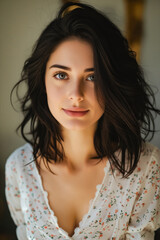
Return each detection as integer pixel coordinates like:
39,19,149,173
87,74,94,81
54,72,68,80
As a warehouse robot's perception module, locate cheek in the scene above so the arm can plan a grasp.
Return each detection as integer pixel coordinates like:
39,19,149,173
46,87,58,103
90,90,104,111
45,82,60,112
45,79,62,102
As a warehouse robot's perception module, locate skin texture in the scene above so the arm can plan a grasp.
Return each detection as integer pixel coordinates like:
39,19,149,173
45,37,104,131
39,37,108,237
45,37,104,171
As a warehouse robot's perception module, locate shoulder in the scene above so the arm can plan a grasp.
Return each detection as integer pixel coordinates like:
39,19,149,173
140,142,160,165
136,142,160,178
5,143,33,175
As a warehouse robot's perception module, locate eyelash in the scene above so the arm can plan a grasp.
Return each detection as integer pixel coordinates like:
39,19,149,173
53,71,95,81
53,72,68,80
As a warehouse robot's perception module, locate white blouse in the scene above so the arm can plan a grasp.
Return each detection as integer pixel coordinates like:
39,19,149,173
5,142,160,240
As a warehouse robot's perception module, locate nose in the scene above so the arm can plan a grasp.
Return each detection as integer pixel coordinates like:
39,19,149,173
68,81,84,102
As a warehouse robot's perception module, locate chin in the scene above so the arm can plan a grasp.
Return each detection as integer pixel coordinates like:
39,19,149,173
61,124,89,131
60,120,98,132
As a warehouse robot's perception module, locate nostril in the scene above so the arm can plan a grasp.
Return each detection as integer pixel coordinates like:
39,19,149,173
69,96,84,102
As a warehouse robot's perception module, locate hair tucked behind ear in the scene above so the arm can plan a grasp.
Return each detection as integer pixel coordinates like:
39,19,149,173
11,1,160,177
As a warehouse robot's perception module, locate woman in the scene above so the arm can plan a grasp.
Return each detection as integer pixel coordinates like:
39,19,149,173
5,2,160,239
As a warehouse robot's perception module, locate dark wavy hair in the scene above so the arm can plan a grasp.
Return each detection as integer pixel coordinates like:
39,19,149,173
11,1,160,177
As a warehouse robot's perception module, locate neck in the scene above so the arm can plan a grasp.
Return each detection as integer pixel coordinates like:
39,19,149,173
61,124,99,172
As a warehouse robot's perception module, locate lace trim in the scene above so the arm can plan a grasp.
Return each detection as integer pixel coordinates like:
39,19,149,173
33,155,109,239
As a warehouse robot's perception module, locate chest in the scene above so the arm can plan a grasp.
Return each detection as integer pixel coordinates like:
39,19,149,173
39,161,107,237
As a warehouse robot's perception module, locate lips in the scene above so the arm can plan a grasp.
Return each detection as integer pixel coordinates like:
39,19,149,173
63,108,89,117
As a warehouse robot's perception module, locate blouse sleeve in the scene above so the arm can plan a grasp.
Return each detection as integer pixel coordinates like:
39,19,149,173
5,151,28,240
126,147,160,240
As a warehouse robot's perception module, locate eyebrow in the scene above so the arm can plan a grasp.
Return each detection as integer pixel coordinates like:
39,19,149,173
49,64,94,72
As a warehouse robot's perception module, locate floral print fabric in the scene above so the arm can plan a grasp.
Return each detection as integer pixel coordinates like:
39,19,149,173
5,142,160,240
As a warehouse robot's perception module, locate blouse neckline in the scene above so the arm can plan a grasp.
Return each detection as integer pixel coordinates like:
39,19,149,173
28,143,110,239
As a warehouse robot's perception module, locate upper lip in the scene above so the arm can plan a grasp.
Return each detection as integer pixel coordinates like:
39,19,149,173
63,108,89,112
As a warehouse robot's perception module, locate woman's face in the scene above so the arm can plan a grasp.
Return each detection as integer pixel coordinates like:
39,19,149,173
45,37,104,131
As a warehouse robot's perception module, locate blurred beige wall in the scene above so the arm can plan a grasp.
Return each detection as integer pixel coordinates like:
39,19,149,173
0,0,160,233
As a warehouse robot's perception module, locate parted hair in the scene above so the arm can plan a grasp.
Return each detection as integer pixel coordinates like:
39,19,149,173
11,1,160,177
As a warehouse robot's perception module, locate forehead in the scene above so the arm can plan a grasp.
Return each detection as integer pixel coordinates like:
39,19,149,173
47,37,94,68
